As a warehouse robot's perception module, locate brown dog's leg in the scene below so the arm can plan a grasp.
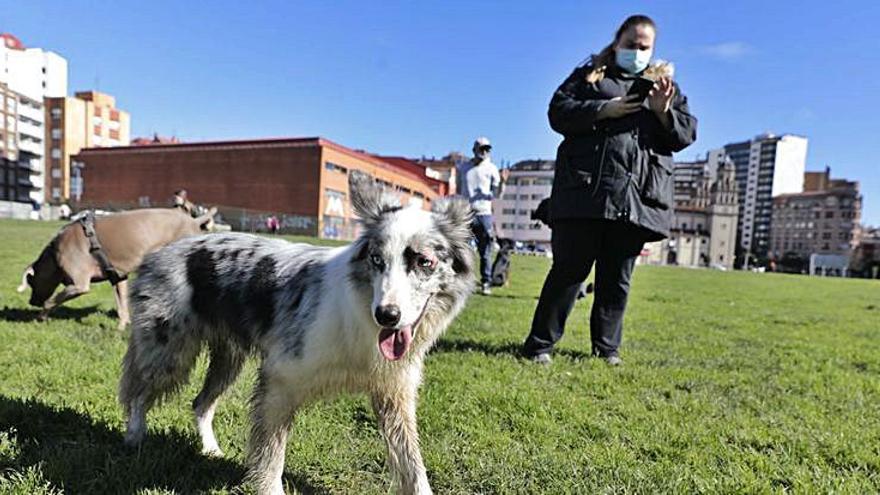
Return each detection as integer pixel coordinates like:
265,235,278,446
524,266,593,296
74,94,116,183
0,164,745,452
40,283,89,321
113,279,130,329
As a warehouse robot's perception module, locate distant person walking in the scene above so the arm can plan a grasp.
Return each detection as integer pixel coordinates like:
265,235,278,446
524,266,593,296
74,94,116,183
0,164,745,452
457,137,509,295
522,14,697,365
266,215,280,234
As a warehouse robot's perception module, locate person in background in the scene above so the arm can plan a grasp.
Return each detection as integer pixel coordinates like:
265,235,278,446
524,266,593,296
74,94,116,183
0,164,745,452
522,14,697,365
267,215,280,234
457,136,509,295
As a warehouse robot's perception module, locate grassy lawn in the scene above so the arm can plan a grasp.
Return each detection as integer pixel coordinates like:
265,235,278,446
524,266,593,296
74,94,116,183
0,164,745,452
1,218,878,494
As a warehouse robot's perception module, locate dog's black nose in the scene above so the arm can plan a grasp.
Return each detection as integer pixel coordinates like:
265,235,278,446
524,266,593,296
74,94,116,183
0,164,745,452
375,305,401,327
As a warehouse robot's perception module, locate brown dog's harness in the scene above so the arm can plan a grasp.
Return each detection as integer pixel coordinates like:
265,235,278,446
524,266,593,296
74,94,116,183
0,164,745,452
79,211,126,286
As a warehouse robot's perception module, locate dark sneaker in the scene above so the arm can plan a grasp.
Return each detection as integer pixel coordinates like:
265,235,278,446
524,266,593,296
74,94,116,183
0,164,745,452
531,353,552,365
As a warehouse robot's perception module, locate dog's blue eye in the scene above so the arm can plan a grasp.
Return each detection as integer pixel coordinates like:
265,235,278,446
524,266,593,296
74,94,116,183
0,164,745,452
370,253,384,267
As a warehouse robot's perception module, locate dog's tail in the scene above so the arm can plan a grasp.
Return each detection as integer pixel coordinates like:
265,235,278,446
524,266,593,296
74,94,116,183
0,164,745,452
119,262,204,416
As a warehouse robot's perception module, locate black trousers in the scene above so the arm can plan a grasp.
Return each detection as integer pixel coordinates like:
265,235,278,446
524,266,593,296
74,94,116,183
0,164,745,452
523,219,646,358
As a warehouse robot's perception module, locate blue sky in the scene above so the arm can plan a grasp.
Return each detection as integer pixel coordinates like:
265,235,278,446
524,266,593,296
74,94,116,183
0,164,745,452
7,0,880,224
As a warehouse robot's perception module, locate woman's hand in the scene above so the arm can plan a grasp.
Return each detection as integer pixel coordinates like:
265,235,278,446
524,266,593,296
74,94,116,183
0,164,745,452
648,77,675,115
596,95,642,121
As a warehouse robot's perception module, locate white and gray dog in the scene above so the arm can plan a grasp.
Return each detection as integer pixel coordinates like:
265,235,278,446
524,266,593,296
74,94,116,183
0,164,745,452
119,171,474,494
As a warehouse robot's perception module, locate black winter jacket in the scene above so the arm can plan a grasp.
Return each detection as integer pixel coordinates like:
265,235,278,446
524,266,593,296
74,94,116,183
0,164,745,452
548,63,697,241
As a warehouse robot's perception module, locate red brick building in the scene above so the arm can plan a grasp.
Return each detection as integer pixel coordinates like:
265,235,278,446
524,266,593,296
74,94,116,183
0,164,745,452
73,136,449,239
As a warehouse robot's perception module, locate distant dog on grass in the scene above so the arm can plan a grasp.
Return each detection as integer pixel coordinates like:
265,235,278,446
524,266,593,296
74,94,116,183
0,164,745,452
119,172,474,494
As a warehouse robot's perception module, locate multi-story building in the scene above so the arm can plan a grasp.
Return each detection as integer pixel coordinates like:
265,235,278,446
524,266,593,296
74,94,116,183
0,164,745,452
0,33,67,217
493,159,554,248
411,152,463,194
673,158,709,207
770,167,861,260
714,133,808,261
642,160,739,269
44,91,130,203
851,226,880,278
73,136,450,240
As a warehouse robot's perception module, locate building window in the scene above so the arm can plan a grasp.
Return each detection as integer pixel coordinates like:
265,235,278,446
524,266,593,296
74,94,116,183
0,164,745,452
51,148,61,159
51,187,61,199
502,208,516,215
502,194,515,200
51,167,62,179
518,194,529,200
530,194,543,200
51,128,62,139
324,162,348,175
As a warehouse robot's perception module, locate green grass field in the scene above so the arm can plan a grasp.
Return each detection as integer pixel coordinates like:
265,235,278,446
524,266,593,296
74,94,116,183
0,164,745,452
1,218,878,494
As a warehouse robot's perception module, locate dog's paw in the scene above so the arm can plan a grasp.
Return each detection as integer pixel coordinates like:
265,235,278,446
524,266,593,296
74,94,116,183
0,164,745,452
201,445,225,458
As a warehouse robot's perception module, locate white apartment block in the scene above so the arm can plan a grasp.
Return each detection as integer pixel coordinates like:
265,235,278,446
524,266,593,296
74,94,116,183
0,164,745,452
714,133,808,258
493,160,554,247
0,33,68,216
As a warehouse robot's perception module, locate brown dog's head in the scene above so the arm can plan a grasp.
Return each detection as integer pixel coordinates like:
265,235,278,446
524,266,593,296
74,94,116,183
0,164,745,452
19,242,63,307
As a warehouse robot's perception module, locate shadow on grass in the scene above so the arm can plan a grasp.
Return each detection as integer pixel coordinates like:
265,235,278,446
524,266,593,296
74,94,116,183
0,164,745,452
0,395,328,494
0,304,108,324
432,337,592,361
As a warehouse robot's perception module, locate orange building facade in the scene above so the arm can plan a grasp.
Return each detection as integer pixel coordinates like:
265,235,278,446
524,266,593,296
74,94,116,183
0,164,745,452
74,137,448,239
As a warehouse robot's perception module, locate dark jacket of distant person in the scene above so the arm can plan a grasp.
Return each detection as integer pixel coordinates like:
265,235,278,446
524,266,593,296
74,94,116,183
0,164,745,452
547,61,697,240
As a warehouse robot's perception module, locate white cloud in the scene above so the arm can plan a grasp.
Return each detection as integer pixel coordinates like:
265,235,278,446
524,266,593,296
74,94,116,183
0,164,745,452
699,41,752,60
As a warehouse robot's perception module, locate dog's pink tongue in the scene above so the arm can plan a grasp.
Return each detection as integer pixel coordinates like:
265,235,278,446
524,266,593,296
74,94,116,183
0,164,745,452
378,325,412,361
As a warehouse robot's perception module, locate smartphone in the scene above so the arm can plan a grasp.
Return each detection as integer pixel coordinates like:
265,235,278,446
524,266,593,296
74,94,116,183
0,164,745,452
627,77,655,102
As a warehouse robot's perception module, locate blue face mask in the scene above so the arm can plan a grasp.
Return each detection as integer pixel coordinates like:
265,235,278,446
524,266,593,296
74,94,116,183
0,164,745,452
615,48,652,74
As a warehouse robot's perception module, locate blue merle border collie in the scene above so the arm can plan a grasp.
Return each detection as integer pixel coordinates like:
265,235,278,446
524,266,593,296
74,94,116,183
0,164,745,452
119,172,474,494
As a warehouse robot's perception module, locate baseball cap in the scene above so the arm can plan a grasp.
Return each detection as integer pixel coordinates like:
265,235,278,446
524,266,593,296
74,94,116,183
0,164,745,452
473,136,492,150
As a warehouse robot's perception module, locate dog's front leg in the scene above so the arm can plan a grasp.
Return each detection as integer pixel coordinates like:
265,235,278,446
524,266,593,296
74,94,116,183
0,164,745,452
372,367,432,495
245,370,298,495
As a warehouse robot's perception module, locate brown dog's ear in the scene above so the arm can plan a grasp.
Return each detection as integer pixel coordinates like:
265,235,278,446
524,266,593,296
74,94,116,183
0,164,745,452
17,265,34,292
196,206,217,231
348,171,400,225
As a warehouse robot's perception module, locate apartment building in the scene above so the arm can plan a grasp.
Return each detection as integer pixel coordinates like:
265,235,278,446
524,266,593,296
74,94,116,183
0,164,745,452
715,133,808,259
44,91,131,203
493,159,554,248
770,167,861,259
0,33,67,217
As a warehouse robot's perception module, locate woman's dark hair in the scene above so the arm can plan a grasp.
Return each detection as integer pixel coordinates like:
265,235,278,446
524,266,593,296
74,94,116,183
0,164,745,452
586,14,656,82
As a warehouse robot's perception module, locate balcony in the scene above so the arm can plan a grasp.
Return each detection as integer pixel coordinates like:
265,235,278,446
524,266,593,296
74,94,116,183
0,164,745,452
17,103,43,122
17,120,43,140
17,139,43,156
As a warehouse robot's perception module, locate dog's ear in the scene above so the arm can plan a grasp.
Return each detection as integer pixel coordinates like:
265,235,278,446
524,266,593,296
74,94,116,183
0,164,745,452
431,197,474,275
349,171,400,224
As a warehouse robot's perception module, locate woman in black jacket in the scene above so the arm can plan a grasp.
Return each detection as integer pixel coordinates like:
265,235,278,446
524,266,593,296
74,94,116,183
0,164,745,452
522,14,697,365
